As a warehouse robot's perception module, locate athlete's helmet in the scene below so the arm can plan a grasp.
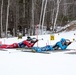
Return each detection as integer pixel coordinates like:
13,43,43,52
27,36,32,41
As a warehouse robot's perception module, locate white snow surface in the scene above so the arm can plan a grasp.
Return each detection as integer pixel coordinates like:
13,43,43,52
0,31,76,75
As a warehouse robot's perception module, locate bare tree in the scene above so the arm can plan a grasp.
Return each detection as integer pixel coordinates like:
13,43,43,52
41,0,47,34
31,0,35,35
6,0,10,37
53,0,61,32
1,0,3,37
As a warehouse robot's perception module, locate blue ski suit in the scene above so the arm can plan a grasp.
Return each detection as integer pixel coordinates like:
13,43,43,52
53,38,68,50
32,38,69,52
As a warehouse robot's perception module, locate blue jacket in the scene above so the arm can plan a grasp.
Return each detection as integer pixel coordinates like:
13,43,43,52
56,38,68,50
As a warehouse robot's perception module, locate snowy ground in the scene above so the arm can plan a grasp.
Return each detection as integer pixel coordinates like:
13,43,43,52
0,31,76,75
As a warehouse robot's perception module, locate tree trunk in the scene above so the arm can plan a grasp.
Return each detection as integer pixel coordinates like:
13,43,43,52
6,0,10,37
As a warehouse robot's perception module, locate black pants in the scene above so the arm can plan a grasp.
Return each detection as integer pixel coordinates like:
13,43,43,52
52,44,59,50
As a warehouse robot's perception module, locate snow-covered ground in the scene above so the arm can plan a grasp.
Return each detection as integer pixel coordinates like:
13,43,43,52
0,31,76,75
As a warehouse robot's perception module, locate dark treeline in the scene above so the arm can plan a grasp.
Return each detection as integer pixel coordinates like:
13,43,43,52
0,0,76,37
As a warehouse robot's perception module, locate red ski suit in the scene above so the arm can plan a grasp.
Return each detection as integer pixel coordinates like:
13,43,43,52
0,40,38,49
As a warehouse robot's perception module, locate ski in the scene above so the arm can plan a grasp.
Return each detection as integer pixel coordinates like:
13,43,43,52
0,48,8,51
16,48,50,54
21,49,50,54
16,47,32,50
53,49,75,52
16,48,75,54
65,51,76,54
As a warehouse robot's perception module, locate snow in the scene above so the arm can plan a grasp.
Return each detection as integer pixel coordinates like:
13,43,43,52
0,31,76,75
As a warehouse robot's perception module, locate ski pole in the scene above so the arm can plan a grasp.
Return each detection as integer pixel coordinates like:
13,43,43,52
38,38,43,40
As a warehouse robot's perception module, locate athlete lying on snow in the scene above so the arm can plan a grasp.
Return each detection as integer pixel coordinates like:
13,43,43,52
32,38,72,52
0,37,38,49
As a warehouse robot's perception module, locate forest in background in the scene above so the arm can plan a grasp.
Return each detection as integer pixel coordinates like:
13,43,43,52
0,0,76,37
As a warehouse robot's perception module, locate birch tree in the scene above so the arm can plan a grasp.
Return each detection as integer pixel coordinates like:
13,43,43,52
41,0,47,34
6,0,10,37
53,0,61,32
39,0,44,30
1,0,3,37
31,0,35,35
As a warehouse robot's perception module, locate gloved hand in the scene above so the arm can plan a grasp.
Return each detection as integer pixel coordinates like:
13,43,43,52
67,42,72,45
64,42,72,45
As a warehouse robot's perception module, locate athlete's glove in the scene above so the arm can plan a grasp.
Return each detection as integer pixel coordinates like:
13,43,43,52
64,42,72,46
67,42,72,45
